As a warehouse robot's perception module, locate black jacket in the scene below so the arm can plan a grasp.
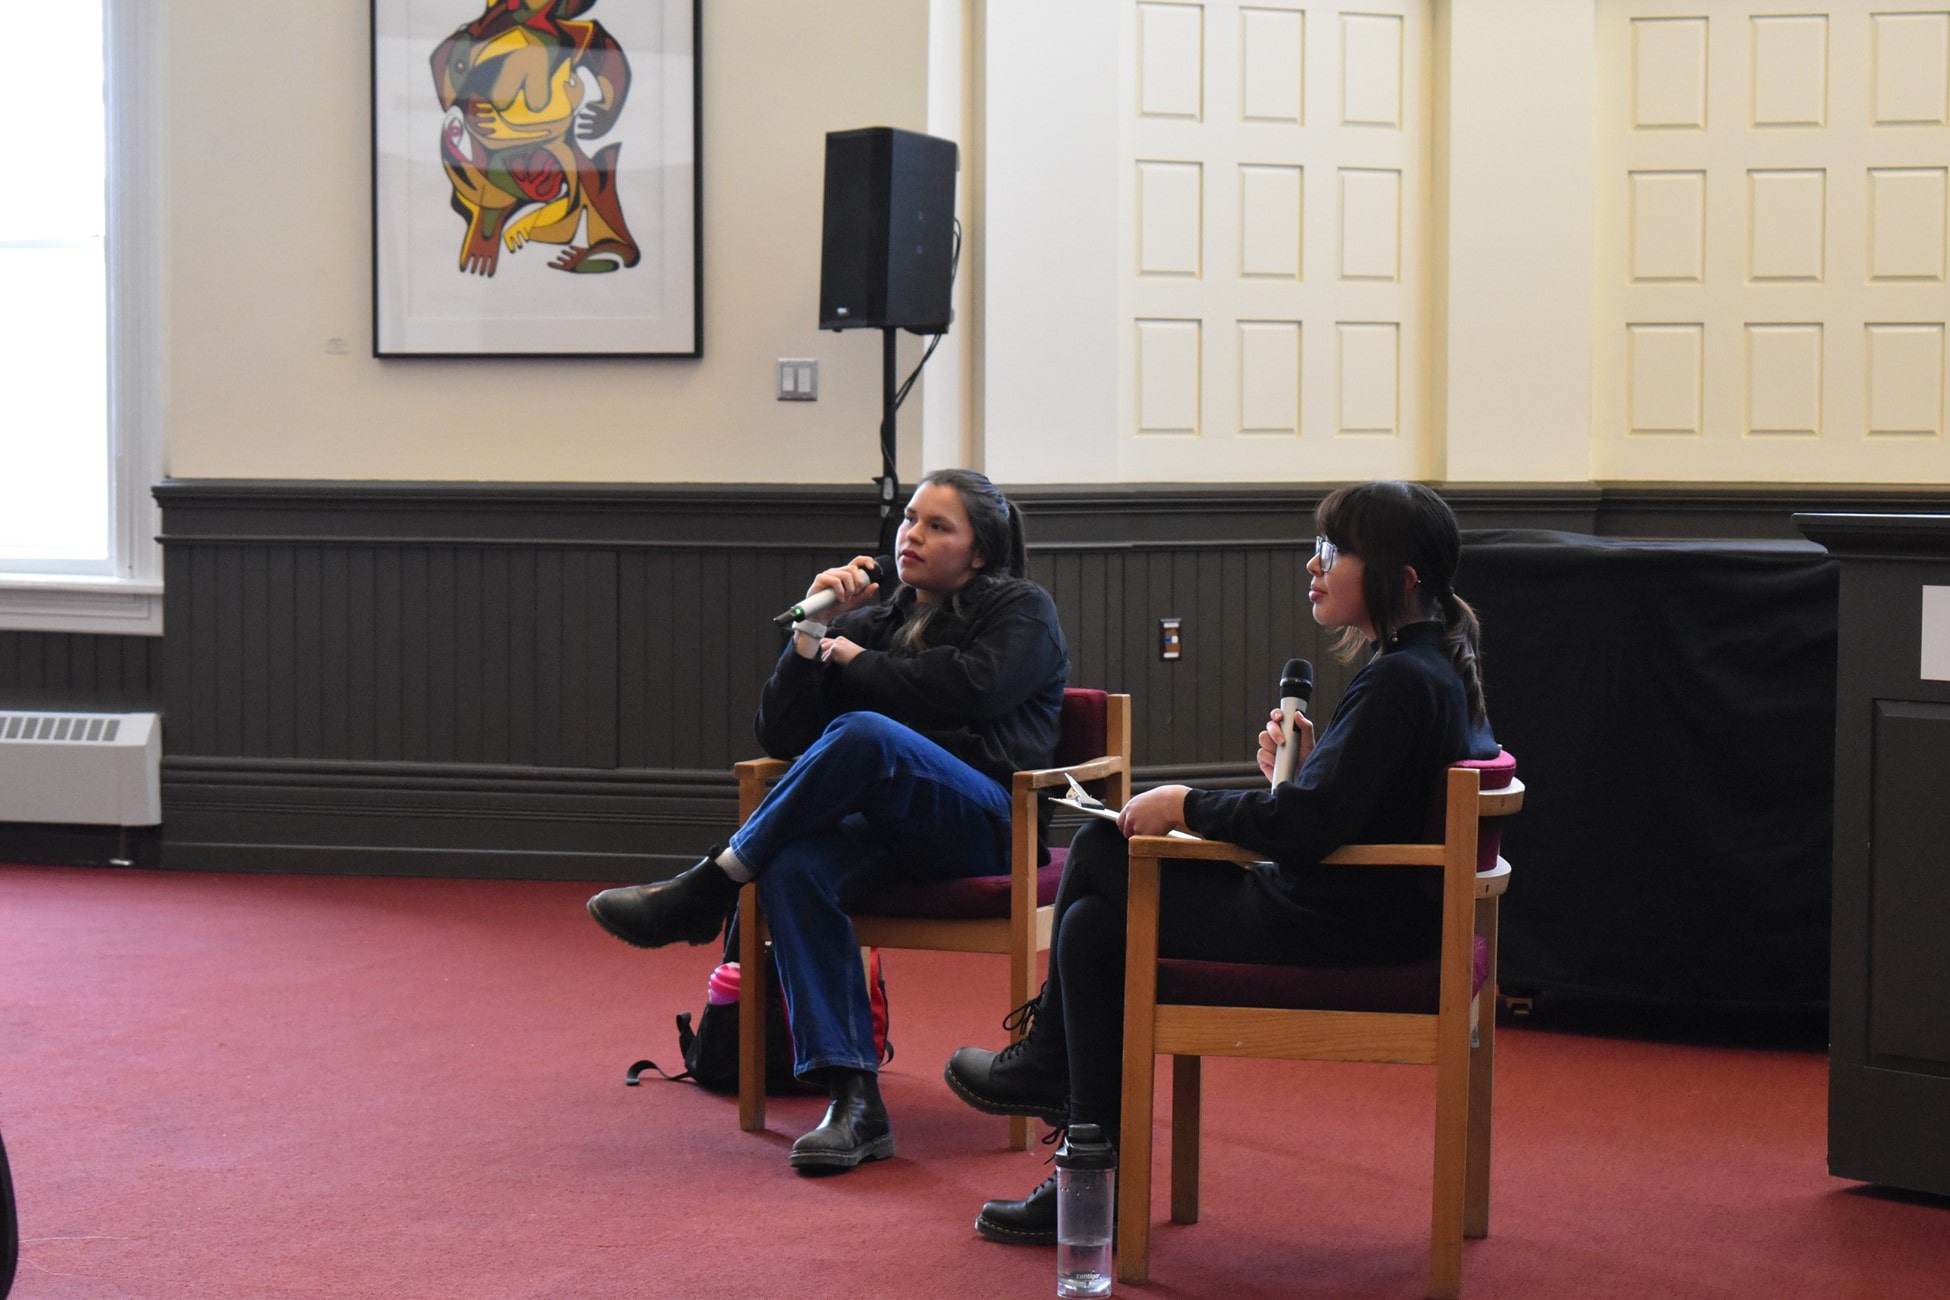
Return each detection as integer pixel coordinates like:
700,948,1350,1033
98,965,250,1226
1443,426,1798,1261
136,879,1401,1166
1182,621,1498,953
755,575,1070,787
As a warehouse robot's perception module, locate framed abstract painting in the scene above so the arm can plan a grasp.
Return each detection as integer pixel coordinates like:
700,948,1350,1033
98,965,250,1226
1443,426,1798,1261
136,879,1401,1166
371,0,700,357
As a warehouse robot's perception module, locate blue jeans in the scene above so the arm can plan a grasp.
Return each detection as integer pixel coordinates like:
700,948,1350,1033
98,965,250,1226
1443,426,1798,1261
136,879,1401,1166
729,711,1012,1076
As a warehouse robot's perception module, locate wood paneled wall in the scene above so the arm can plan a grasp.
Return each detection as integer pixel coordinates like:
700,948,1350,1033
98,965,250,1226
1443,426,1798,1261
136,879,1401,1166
2,479,1943,878
0,632,163,711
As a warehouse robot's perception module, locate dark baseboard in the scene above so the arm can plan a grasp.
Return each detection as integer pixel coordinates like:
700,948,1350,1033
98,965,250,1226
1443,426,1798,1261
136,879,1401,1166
152,756,1244,880
158,757,739,881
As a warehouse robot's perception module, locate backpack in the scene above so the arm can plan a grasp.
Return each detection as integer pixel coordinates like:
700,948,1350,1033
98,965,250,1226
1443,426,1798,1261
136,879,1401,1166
626,903,892,1095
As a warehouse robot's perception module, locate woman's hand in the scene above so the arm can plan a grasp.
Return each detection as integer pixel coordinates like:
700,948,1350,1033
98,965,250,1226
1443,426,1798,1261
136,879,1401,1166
819,635,864,667
804,555,882,616
1255,707,1315,783
1118,784,1190,838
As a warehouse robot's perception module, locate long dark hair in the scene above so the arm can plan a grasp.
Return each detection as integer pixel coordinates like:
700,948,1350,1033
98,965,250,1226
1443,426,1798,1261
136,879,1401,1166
1314,480,1486,727
892,469,1030,651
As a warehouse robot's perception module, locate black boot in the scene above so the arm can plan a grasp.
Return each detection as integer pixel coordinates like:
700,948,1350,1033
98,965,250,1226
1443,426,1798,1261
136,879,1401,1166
944,987,1068,1125
586,850,739,949
975,1172,1059,1246
789,1069,895,1173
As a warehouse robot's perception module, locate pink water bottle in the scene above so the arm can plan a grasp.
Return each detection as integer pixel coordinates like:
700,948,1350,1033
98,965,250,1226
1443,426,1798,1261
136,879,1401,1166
707,962,741,1006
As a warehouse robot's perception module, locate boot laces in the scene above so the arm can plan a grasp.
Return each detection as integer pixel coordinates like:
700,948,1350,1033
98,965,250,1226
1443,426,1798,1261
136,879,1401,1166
1001,995,1040,1035
995,992,1048,1065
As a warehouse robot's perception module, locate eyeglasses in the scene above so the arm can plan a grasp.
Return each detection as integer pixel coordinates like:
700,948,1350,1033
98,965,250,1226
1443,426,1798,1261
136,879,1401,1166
1313,536,1342,572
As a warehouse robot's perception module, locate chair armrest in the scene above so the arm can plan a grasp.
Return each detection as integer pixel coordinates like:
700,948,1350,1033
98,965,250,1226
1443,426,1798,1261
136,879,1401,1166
1129,835,1448,869
733,756,791,824
1014,757,1128,798
733,757,790,781
1126,835,1259,865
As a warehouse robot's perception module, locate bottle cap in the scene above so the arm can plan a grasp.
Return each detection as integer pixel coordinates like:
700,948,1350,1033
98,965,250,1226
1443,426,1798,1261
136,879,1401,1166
1054,1123,1116,1170
707,961,742,1005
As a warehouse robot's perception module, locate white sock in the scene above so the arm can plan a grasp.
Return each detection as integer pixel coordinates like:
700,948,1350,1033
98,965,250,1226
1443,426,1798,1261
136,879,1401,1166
715,846,754,883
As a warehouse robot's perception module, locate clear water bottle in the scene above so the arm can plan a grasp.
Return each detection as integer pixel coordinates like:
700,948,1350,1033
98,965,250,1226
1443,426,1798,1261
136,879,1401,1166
1055,1123,1116,1298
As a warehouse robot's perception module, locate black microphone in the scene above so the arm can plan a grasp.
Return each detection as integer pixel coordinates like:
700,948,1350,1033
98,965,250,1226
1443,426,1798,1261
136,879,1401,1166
773,555,892,624
1270,657,1314,786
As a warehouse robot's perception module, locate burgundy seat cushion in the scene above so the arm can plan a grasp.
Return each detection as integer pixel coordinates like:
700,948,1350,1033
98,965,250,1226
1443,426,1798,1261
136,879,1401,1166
1156,934,1492,1016
854,848,1067,920
1456,748,1517,872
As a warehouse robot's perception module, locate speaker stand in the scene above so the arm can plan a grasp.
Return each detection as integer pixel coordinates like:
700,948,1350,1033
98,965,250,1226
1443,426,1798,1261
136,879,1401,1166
875,326,901,558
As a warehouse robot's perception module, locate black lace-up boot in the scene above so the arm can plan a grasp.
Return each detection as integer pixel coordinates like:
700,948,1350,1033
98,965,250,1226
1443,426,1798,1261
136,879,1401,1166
943,985,1069,1125
975,1170,1060,1245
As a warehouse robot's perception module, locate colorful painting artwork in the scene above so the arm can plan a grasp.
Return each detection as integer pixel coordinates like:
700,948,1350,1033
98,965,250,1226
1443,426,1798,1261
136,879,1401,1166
432,0,638,277
372,0,698,356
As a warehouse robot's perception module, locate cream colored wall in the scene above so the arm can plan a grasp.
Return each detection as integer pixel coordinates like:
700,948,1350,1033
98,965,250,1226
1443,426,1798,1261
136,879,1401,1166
165,0,936,483
162,1,1949,489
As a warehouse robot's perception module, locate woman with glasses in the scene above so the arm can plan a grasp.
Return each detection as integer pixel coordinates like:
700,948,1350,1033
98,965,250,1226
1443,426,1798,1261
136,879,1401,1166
944,480,1498,1245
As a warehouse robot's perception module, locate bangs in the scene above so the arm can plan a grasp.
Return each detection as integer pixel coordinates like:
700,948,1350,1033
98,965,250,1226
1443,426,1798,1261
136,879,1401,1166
1314,481,1400,556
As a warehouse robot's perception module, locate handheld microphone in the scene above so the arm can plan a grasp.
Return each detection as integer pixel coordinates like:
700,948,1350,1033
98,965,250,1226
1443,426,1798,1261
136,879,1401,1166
1270,657,1314,786
773,556,891,625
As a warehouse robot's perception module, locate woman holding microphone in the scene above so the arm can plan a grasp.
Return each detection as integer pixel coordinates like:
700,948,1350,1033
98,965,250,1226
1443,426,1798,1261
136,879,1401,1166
589,469,1069,1173
945,479,1498,1243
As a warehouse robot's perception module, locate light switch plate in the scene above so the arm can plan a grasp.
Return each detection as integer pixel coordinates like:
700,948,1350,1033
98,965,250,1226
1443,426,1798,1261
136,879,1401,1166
778,358,818,401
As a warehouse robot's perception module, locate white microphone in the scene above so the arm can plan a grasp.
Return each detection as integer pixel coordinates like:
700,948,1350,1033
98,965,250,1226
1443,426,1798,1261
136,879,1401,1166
773,555,891,625
1270,658,1314,786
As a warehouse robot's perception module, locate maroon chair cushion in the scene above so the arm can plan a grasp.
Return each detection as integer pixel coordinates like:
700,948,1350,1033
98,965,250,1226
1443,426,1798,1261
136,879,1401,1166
853,848,1067,920
1456,748,1517,872
1156,934,1492,1016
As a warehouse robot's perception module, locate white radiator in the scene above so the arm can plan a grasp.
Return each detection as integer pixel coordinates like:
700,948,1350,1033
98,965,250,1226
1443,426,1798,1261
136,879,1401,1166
0,711,161,827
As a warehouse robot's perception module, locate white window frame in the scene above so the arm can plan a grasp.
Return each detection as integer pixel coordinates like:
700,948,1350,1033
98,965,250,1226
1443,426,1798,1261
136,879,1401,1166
0,0,164,637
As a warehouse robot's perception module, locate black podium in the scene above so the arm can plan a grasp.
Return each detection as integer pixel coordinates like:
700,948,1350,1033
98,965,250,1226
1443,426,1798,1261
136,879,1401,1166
1795,514,1950,1198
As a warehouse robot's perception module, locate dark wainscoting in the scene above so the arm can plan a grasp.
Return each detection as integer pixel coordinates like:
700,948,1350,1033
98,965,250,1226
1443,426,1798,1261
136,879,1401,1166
0,630,163,711
2,479,1943,880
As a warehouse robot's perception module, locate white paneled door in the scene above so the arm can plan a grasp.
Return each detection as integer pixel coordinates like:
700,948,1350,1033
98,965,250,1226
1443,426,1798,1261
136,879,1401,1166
1596,2,1950,479
1117,0,1433,482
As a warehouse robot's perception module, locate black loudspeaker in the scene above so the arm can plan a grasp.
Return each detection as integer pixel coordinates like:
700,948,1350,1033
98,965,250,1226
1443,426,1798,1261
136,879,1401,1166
820,127,958,334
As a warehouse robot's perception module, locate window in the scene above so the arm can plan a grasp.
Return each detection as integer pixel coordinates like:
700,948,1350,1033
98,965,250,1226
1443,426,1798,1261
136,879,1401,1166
0,0,162,635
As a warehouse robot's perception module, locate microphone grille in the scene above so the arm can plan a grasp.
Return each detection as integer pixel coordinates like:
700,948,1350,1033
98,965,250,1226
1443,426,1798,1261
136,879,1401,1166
1280,658,1314,696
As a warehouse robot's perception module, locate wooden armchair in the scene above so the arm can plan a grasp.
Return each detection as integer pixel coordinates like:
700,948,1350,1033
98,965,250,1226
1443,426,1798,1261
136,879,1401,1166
1117,753,1523,1298
732,689,1131,1149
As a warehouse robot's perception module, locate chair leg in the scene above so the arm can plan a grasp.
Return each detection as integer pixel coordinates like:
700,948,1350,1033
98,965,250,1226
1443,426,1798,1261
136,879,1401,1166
1466,908,1501,1238
1115,855,1165,1286
1169,1055,1201,1225
737,883,766,1134
1116,1042,1157,1284
1419,1075,1466,1294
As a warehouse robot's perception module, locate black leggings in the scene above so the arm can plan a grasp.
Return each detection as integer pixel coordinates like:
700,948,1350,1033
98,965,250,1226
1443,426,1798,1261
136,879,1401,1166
1044,819,1403,1144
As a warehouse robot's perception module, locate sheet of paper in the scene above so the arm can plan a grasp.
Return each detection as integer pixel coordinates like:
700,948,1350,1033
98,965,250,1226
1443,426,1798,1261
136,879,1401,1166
1923,586,1950,683
1051,796,1200,839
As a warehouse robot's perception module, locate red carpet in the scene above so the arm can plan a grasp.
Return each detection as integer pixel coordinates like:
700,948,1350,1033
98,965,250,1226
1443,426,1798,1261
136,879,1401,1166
1,864,1944,1299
